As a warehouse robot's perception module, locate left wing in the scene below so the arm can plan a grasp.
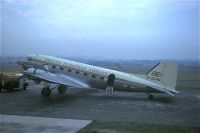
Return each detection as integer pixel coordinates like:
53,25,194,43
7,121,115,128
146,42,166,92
24,68,89,88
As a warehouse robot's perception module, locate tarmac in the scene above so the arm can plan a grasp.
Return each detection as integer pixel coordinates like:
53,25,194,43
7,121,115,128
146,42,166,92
0,86,200,132
0,114,91,133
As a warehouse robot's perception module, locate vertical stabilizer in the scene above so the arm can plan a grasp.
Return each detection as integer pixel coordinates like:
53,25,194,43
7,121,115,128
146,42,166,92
146,61,177,90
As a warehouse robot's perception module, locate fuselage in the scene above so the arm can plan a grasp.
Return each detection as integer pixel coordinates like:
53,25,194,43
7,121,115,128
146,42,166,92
24,54,162,93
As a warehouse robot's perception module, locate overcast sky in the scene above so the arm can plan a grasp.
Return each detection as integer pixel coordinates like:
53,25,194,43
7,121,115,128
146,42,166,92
1,0,199,60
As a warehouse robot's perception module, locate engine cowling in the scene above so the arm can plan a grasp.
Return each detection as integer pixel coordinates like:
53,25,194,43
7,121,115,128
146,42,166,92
43,65,49,71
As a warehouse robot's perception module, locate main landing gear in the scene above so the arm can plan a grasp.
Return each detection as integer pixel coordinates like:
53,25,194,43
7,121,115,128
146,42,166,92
57,85,67,96
41,83,67,97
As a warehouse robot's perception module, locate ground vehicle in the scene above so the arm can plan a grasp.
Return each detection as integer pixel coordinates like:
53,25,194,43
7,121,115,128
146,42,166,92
0,72,27,92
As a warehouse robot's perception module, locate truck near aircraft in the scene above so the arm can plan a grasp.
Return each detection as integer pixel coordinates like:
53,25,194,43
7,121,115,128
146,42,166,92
0,72,28,92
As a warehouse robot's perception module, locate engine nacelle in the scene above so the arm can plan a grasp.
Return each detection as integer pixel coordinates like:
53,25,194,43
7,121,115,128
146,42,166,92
43,65,49,71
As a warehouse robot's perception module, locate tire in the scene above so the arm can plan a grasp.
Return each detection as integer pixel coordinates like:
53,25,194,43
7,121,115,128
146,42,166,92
41,87,51,97
57,85,67,95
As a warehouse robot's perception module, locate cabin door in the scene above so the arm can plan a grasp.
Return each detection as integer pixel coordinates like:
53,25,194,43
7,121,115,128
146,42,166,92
106,74,115,93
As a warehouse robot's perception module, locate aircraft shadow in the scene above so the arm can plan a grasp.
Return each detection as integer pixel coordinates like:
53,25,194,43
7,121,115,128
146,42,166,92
38,88,174,105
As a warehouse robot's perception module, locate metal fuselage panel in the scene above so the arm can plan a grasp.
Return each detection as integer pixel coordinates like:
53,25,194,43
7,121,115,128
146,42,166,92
25,56,160,93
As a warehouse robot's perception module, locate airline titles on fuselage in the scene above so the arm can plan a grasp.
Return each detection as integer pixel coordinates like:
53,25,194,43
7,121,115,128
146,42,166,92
43,57,109,76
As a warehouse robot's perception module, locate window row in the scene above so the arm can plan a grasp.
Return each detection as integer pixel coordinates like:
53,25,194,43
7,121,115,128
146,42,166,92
51,65,104,80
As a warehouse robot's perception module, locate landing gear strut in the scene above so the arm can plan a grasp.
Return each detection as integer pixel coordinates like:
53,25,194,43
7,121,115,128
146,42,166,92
23,83,28,90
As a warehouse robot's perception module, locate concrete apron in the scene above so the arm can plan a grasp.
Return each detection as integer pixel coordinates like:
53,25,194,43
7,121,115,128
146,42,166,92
0,114,92,133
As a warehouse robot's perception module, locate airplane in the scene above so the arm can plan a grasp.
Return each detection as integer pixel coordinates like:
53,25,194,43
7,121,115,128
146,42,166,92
18,54,179,99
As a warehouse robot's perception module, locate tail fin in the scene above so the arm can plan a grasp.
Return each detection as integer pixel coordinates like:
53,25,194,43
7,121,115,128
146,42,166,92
146,61,177,91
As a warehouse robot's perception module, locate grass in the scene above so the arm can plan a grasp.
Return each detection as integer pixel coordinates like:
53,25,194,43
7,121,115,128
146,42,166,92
78,121,200,133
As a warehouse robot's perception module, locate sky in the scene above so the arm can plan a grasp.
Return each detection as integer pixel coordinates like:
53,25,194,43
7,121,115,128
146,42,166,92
1,0,199,60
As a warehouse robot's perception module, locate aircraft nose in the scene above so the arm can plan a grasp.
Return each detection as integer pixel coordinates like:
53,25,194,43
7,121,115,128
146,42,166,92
27,54,38,61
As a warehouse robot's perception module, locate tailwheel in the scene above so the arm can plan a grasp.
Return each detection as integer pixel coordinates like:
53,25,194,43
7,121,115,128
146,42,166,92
148,94,154,100
41,87,51,97
57,85,67,96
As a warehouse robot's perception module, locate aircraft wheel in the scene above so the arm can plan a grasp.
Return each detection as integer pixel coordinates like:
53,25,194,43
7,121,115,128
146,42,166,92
41,87,51,97
148,94,154,100
57,85,67,95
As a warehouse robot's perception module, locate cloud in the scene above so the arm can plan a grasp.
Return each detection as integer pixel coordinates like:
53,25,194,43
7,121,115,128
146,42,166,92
1,0,199,59
1,0,158,23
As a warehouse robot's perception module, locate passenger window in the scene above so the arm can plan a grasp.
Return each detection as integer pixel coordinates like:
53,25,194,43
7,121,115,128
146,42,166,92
60,67,64,70
52,66,56,69
68,69,72,72
76,71,79,74
91,75,96,78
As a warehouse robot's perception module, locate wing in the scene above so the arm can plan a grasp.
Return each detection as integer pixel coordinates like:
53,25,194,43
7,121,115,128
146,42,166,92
24,68,89,88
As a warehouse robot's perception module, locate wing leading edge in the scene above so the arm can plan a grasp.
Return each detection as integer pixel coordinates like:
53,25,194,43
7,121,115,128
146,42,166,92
24,68,89,88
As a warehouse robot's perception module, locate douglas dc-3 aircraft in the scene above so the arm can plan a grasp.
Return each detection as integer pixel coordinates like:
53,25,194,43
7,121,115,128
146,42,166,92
18,54,179,99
